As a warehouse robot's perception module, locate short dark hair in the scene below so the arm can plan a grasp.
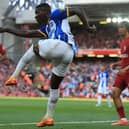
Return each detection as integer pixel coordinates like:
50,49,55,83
118,21,129,31
36,3,51,13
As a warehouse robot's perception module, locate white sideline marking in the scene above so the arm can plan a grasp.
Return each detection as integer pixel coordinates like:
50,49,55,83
0,120,116,126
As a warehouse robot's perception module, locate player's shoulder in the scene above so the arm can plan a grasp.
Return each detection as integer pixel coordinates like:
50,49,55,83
51,9,60,15
52,9,65,13
50,9,66,19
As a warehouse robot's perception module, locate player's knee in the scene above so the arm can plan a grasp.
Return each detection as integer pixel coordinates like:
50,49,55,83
33,43,39,55
51,97,58,104
50,94,59,103
22,57,29,64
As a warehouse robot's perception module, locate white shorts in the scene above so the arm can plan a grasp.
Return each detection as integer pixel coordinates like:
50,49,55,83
38,39,74,77
97,85,109,95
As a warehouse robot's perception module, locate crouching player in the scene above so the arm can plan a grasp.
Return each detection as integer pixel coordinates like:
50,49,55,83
0,3,95,127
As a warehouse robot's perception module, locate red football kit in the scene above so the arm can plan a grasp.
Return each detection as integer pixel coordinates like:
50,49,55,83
113,37,129,90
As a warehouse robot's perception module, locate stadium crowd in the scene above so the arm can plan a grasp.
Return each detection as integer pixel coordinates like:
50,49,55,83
74,25,119,49
0,57,129,99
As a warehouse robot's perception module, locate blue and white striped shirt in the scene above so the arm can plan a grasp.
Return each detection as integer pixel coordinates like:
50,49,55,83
40,9,78,55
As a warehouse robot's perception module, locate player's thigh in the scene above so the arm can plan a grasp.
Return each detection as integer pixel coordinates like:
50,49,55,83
49,39,74,61
38,39,69,59
113,74,126,91
112,74,127,97
51,46,74,77
38,39,55,59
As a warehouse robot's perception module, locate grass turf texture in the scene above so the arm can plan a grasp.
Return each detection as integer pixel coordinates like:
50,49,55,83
0,97,129,129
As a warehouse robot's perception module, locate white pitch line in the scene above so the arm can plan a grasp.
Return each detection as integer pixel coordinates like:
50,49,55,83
57,120,116,124
0,120,117,127
0,122,37,126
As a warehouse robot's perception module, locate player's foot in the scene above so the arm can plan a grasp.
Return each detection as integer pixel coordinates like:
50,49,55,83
37,118,54,127
112,120,129,126
5,77,17,86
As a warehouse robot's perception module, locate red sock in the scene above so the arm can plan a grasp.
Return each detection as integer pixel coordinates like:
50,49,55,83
116,107,126,119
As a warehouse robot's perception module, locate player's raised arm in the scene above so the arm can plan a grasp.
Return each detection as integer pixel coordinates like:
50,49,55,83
68,8,96,32
0,27,47,38
110,61,121,70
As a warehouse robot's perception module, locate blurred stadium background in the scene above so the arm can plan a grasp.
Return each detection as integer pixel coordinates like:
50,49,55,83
0,0,129,98
0,1,129,129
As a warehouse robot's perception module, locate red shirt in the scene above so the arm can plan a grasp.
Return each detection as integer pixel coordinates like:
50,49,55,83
120,37,129,68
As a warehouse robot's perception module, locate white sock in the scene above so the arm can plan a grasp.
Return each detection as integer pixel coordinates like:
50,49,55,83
44,89,60,119
121,118,127,121
10,45,35,78
107,95,112,107
97,95,102,105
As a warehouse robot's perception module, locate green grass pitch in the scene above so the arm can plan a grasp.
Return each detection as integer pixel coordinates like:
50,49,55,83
0,97,129,129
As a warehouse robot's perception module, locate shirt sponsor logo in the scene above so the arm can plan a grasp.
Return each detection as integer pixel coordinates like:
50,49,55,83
120,54,128,58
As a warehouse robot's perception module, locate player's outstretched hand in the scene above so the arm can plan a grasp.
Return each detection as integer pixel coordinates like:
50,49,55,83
110,63,116,70
110,62,121,70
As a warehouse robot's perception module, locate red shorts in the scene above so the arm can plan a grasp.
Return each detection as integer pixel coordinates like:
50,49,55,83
113,72,129,90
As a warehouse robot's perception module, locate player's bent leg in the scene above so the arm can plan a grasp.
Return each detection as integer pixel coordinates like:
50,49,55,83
11,45,35,78
5,45,36,86
112,87,128,126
